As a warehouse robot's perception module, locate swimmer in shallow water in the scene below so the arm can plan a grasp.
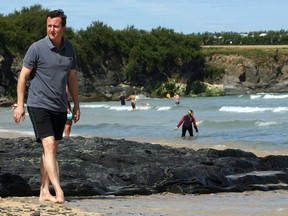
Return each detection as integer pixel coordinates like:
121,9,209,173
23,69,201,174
172,92,180,105
126,93,137,111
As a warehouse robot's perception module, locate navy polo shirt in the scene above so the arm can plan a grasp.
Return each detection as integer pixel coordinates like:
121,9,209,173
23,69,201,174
23,36,76,112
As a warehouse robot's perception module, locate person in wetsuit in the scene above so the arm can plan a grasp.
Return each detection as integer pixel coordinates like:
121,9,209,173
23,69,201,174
175,110,198,137
119,95,126,105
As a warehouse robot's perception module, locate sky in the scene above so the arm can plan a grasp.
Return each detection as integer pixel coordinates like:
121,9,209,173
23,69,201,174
1,0,287,34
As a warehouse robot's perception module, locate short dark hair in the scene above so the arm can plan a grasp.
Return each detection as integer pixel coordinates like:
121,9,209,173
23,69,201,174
47,9,67,27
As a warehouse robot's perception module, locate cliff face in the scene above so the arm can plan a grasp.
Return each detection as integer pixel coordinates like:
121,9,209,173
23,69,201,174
0,46,18,106
206,54,288,94
1,47,288,106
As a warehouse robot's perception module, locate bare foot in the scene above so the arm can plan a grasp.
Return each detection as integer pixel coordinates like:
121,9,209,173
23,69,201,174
54,190,65,204
39,193,57,203
55,197,65,204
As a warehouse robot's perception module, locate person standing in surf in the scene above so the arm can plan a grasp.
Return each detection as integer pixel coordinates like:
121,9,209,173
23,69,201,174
175,110,198,137
126,92,137,111
172,92,180,105
119,94,126,105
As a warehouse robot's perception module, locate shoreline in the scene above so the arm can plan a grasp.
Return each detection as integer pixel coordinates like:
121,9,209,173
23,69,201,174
0,131,34,139
1,191,288,215
1,131,288,157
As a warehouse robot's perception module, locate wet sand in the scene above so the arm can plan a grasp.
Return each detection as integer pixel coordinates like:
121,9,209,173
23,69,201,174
75,191,288,215
1,191,288,216
0,131,33,139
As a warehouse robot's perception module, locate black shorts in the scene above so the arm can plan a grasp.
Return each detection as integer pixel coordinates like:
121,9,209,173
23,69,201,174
131,102,136,109
28,107,67,143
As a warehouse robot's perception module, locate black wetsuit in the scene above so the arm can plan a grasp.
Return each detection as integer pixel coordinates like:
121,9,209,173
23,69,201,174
176,114,198,137
182,115,193,137
119,96,126,105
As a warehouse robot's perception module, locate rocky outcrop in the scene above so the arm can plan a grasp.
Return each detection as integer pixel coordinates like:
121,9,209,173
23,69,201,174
0,46,18,106
207,54,288,94
1,137,288,197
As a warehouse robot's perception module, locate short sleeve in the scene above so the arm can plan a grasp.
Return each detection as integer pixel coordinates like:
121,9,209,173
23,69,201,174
23,44,38,69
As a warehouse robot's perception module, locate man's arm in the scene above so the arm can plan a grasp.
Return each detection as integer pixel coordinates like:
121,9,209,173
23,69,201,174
13,66,32,124
67,69,80,123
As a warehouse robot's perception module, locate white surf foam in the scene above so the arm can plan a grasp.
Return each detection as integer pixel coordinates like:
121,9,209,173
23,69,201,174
156,106,172,111
219,106,288,113
219,106,272,113
255,121,279,127
263,94,288,99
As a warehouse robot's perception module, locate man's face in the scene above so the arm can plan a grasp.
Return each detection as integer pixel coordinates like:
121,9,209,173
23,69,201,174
46,16,65,43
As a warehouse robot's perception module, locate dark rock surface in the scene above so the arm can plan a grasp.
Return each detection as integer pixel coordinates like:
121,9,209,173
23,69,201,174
1,136,288,197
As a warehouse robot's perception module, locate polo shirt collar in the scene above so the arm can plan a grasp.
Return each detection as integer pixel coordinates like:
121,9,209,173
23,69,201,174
45,35,65,51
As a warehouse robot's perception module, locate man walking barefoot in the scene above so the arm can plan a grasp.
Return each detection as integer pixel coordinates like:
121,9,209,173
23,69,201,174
13,9,80,203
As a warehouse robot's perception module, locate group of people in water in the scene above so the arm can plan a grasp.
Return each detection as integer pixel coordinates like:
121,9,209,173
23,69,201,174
66,90,199,138
120,92,180,110
68,91,199,138
119,92,199,138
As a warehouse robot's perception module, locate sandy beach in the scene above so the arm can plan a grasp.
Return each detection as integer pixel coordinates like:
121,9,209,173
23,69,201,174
1,191,288,216
0,131,33,139
0,196,104,216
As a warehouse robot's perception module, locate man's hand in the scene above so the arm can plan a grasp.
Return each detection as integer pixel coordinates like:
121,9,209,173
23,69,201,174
72,107,81,123
13,105,25,124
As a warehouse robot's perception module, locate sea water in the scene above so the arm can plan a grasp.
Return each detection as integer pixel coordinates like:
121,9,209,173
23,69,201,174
1,93,288,156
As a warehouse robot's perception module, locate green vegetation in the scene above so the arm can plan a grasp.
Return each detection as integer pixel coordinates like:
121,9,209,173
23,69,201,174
1,5,287,97
201,45,288,59
0,5,48,54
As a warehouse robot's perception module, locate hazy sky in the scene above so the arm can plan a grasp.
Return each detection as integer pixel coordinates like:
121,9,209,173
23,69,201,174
1,0,287,34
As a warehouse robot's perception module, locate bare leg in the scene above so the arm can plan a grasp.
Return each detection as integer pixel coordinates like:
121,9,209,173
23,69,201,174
64,126,71,137
64,120,72,137
40,136,64,203
39,154,57,202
